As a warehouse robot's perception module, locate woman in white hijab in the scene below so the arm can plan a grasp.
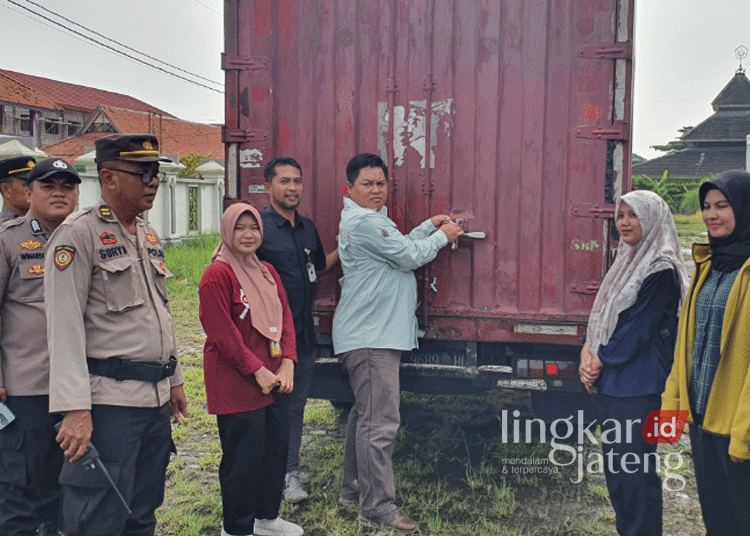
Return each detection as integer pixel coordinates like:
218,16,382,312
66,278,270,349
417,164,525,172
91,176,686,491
579,190,689,536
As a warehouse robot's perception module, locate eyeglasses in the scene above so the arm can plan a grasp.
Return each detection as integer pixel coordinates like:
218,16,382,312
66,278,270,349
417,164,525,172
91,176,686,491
106,167,165,184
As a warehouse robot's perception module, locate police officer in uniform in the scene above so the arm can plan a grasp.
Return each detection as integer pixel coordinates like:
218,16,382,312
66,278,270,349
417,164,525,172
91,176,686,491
44,134,188,536
0,157,35,221
0,158,80,535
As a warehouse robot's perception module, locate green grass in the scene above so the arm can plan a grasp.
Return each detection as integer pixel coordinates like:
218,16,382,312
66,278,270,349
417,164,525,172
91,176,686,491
156,232,698,536
166,233,220,286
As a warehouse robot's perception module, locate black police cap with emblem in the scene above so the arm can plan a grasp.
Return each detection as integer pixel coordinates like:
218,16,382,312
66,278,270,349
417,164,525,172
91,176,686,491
0,156,36,183
27,158,81,184
95,134,172,164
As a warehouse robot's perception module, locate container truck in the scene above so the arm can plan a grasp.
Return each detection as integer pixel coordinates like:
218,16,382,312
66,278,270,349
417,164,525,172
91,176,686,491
223,0,634,419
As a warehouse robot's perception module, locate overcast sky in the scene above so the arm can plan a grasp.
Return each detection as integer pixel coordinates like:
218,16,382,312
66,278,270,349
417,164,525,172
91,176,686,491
0,0,748,162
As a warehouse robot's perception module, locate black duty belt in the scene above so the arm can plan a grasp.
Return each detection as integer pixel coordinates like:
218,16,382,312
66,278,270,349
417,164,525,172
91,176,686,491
87,356,177,383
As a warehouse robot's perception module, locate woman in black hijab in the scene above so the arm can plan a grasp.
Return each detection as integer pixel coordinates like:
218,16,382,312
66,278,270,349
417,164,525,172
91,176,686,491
662,170,750,536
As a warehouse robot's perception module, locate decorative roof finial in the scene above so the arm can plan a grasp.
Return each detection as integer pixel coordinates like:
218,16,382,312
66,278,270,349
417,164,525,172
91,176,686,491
736,45,748,74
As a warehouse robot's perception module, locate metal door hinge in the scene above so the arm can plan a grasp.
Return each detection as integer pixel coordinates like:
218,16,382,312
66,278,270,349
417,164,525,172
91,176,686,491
578,42,632,60
222,128,269,143
221,53,270,71
570,203,615,219
575,121,629,141
571,281,601,295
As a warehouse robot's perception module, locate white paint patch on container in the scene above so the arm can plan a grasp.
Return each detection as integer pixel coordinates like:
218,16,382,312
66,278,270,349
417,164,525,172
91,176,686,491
239,148,264,168
378,98,454,169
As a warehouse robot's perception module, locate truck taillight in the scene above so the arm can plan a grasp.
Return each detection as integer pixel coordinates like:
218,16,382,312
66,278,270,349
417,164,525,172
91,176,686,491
516,359,577,380
529,360,544,378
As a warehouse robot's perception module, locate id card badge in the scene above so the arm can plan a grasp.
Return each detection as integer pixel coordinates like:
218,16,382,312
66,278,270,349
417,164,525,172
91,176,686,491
304,248,318,282
306,262,317,283
0,401,16,430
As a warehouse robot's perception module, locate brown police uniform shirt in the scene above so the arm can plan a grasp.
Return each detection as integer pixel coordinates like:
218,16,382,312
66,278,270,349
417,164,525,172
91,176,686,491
45,199,184,413
0,212,52,396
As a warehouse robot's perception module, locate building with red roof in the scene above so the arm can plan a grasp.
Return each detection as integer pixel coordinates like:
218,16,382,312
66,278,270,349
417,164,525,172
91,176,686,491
0,68,174,148
43,105,223,163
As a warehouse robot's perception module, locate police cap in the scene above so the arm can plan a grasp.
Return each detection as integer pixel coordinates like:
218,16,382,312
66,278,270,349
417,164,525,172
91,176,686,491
0,156,36,183
27,158,81,184
95,134,172,164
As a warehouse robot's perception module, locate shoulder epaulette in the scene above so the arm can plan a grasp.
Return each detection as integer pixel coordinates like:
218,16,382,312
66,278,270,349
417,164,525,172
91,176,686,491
63,206,98,225
0,217,26,234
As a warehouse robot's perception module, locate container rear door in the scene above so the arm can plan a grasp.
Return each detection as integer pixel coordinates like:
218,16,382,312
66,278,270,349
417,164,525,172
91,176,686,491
223,0,634,344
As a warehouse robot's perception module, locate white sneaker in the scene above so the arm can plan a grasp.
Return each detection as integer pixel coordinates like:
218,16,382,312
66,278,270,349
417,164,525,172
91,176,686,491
284,471,309,503
221,529,251,536
254,517,304,536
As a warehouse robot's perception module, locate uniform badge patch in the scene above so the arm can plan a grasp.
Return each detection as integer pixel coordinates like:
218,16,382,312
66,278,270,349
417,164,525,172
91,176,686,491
99,206,112,218
19,239,42,250
159,261,167,272
100,232,118,245
54,246,75,270
28,264,45,275
30,219,43,235
146,233,159,245
239,289,251,320
381,229,389,238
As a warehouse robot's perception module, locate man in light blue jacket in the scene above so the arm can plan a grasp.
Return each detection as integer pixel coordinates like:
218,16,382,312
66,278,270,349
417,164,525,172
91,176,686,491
332,153,462,533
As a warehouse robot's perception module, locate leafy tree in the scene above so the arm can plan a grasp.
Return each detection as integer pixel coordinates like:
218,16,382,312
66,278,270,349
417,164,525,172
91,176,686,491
179,152,212,178
679,185,702,215
650,126,693,153
633,170,706,214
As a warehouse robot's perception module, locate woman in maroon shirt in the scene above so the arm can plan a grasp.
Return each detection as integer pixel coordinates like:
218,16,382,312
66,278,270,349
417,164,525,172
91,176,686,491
199,203,303,536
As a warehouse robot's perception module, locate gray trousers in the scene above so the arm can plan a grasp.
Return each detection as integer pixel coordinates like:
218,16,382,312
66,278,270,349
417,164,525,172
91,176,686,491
341,348,401,519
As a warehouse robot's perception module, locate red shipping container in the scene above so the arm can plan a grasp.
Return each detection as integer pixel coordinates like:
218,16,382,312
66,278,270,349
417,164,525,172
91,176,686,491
224,0,634,410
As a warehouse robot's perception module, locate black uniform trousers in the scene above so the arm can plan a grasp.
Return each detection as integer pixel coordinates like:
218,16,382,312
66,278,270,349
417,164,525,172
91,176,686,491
286,346,315,474
0,395,63,536
597,394,662,536
689,424,750,536
217,396,290,536
59,404,174,536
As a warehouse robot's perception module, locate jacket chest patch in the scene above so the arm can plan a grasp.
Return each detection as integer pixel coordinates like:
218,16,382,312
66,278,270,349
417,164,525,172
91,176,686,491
146,247,164,259
100,232,118,245
28,264,45,275
20,251,44,260
19,239,42,250
98,245,129,261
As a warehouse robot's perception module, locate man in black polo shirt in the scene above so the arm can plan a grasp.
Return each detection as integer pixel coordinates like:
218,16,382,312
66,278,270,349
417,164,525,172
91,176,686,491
256,157,339,503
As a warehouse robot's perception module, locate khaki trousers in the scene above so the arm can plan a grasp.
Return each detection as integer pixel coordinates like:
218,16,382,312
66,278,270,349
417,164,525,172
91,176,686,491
341,348,401,519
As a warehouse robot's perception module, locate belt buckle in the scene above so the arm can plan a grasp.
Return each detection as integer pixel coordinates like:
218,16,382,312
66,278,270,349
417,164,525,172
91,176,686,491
160,356,177,380
113,360,129,382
